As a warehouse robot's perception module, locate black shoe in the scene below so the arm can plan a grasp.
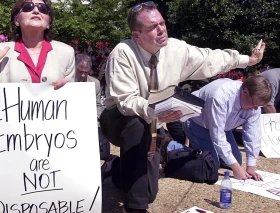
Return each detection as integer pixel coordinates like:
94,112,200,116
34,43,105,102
101,154,119,182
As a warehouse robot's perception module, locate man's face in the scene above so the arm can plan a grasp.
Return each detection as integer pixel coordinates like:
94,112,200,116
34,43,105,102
75,61,91,82
240,88,265,111
132,9,168,54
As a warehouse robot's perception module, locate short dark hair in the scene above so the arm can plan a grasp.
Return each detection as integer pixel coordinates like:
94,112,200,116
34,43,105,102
242,75,272,104
10,0,54,41
127,2,158,32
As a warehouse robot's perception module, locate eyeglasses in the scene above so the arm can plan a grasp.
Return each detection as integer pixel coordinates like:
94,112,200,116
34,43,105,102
132,1,156,13
21,2,50,15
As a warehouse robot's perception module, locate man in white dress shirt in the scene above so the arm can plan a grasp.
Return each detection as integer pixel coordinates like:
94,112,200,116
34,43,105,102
99,2,266,212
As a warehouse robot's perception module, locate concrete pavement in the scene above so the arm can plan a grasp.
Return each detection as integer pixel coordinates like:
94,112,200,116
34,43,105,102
101,145,280,213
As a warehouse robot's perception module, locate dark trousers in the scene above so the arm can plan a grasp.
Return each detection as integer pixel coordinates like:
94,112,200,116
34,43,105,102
100,107,164,209
185,120,242,168
98,127,110,160
276,102,280,112
167,121,186,145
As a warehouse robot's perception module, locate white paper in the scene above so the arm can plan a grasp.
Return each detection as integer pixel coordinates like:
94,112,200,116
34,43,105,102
216,170,280,201
260,114,280,158
0,83,101,212
155,97,202,121
180,206,214,213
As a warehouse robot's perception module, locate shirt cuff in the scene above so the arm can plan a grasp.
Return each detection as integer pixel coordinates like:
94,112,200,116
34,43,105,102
237,55,249,68
144,106,156,124
221,152,238,166
147,106,156,118
246,156,257,167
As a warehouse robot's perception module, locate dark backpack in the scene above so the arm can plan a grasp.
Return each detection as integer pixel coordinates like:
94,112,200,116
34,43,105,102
164,147,218,184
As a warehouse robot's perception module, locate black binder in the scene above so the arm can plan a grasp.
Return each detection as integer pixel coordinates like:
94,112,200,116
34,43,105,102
148,85,205,108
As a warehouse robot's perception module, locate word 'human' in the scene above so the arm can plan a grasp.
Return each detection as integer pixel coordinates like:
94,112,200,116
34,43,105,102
0,87,67,123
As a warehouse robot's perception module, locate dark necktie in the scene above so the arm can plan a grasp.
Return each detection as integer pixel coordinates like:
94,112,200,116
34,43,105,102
149,54,158,92
147,54,158,161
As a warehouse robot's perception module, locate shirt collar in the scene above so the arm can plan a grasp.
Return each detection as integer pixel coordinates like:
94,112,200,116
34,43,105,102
15,39,53,69
75,77,87,82
15,39,53,53
135,41,160,65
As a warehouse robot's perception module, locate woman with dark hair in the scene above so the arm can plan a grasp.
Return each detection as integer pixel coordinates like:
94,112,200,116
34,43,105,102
0,0,75,89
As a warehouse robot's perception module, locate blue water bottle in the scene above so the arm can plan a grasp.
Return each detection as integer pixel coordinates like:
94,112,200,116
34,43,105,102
220,171,232,209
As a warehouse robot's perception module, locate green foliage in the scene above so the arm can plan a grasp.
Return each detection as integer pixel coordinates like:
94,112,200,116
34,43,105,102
0,0,279,72
167,0,280,72
0,1,13,38
0,0,133,48
53,0,132,48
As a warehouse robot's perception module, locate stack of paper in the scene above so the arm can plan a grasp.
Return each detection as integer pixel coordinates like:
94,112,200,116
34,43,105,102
155,97,203,122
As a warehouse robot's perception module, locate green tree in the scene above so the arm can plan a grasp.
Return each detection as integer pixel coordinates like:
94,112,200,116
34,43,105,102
53,0,133,48
0,0,14,37
1,0,279,71
0,0,133,48
167,0,280,71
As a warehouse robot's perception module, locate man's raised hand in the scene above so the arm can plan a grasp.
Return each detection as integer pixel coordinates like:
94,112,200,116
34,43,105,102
248,39,266,66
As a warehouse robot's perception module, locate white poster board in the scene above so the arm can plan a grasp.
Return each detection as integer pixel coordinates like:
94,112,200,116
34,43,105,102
0,83,101,212
261,113,280,158
216,170,280,201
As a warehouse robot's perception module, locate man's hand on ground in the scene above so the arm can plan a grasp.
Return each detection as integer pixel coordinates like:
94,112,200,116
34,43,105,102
246,166,263,181
231,162,252,180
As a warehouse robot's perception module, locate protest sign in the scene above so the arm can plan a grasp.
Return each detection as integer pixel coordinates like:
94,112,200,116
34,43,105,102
261,113,280,158
216,170,280,201
0,83,101,213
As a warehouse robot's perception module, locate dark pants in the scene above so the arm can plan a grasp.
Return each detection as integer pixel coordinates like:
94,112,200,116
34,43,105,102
167,121,186,145
98,127,110,160
276,102,280,112
185,120,242,168
100,107,164,209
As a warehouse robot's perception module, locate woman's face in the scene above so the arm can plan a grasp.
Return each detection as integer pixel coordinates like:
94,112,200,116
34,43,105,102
15,0,50,33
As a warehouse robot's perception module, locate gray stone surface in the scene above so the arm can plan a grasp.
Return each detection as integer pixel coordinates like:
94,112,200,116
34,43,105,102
102,145,280,213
